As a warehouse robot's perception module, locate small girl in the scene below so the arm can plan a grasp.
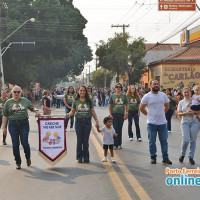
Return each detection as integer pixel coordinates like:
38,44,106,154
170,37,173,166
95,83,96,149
100,116,117,163
187,85,200,120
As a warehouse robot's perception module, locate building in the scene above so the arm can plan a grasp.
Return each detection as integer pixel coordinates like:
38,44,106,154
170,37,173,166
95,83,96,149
148,47,200,89
140,43,184,88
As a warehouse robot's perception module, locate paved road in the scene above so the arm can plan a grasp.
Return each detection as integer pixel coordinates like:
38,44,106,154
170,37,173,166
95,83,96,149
0,105,200,200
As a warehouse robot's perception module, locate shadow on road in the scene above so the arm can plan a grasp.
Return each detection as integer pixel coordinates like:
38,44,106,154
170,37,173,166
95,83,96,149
22,165,105,184
0,160,11,166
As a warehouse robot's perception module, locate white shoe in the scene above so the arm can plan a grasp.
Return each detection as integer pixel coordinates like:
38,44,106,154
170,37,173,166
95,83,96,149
111,157,116,163
137,138,142,142
168,131,171,133
102,157,107,162
129,138,133,141
70,128,74,132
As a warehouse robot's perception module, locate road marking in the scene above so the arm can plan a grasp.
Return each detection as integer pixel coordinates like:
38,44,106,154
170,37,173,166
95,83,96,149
92,123,152,200
90,133,132,200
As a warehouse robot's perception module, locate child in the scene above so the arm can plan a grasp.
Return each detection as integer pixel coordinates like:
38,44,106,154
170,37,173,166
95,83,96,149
100,116,117,163
187,85,200,120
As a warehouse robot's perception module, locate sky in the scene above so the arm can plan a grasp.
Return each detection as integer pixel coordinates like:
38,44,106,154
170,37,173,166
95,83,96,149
73,0,200,73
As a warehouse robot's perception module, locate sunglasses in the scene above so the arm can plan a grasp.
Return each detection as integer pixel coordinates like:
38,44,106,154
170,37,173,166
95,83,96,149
116,86,122,89
13,91,21,94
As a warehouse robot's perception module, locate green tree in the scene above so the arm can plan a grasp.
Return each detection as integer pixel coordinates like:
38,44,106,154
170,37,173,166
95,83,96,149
1,0,92,88
95,33,146,84
92,69,113,88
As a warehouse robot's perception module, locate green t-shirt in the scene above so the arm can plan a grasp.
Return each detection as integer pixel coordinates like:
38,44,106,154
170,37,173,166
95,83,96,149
89,93,94,100
0,98,8,116
64,94,76,106
3,97,34,120
127,96,140,111
72,99,93,118
109,93,128,114
169,95,176,110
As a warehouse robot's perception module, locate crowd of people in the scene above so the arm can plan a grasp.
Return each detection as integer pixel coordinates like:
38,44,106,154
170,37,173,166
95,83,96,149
1,81,200,169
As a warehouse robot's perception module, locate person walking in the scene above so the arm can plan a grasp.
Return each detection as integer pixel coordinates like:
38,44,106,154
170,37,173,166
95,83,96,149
0,90,8,145
140,80,172,165
177,87,200,165
2,86,40,169
66,86,99,163
64,86,76,131
126,85,142,141
109,83,129,150
165,88,176,133
42,90,51,115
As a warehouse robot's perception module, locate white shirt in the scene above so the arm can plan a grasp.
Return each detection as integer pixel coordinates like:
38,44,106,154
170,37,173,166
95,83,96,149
177,98,197,124
141,91,169,125
191,95,200,106
101,126,116,145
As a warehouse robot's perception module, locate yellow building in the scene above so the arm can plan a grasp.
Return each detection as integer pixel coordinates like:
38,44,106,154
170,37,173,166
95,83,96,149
148,47,200,89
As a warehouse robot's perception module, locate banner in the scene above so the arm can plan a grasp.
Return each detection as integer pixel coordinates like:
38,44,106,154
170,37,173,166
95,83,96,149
38,118,67,166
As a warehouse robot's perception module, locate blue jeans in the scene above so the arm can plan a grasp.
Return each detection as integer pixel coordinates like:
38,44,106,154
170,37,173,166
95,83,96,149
181,122,200,159
65,106,74,129
165,109,174,131
8,119,30,165
128,110,141,139
113,113,124,147
147,123,168,159
75,118,92,160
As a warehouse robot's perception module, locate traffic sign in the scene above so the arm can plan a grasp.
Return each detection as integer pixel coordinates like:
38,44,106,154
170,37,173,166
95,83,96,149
159,0,196,11
159,3,196,11
159,0,195,3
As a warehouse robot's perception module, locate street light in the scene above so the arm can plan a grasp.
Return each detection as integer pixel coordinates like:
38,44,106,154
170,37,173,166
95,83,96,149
1,18,35,44
0,18,35,89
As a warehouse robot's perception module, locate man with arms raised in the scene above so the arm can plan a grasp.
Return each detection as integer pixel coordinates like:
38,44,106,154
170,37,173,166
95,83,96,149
140,80,172,165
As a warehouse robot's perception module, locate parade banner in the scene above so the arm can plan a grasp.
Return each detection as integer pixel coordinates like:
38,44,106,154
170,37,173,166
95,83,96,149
38,118,67,166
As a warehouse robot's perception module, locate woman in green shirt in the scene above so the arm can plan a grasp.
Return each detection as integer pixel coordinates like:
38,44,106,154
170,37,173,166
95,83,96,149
109,83,129,149
165,88,176,133
2,86,40,170
126,85,142,141
67,86,99,163
64,86,76,131
0,90,8,145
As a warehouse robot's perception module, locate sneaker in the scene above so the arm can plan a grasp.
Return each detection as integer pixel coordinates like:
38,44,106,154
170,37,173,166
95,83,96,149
111,157,116,163
168,131,171,133
78,158,82,163
102,157,107,162
84,159,90,163
129,138,133,141
70,128,75,132
26,158,31,166
2,141,7,145
151,157,156,164
162,158,172,165
118,146,122,149
137,138,142,142
16,164,21,170
114,146,118,150
179,156,184,163
189,158,195,165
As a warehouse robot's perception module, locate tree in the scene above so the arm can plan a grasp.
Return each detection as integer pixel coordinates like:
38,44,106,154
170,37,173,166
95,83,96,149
1,0,92,88
95,33,146,84
92,69,113,88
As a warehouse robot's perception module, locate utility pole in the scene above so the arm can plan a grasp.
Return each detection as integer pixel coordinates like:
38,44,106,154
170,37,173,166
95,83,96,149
111,24,130,35
0,0,4,89
88,65,91,84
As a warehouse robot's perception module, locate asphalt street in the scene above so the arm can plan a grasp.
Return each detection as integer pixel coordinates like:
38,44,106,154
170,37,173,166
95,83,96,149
0,105,200,200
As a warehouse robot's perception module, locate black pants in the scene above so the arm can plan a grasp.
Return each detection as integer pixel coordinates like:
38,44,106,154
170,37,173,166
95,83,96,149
56,99,61,108
0,117,7,142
